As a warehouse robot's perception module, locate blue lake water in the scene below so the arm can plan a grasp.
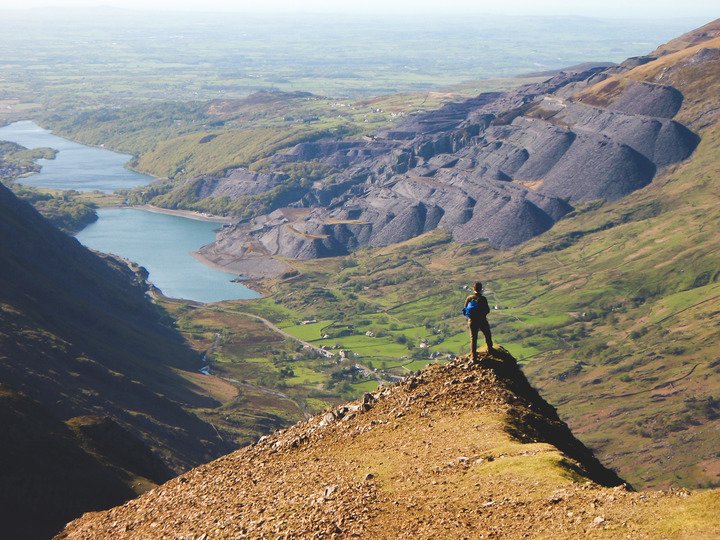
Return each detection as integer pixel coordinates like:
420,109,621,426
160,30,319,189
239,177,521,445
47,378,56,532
76,208,259,303
0,120,154,192
0,120,256,302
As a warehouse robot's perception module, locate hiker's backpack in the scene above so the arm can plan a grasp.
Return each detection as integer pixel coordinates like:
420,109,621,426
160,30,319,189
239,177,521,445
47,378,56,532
462,300,480,319
462,296,490,318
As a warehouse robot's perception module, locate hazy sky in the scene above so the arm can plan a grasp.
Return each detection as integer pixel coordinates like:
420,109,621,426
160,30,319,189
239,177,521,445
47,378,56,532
0,0,717,18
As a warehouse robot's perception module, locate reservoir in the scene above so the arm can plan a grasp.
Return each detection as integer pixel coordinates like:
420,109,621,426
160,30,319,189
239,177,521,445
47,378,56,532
76,208,259,303
0,120,257,303
0,120,154,192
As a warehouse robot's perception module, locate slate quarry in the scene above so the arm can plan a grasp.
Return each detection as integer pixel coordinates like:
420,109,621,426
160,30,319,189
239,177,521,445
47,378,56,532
197,59,699,268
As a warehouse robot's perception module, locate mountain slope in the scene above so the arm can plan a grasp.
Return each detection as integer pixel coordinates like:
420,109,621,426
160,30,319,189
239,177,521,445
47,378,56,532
0,182,227,468
511,20,720,488
0,183,237,536
58,350,720,539
0,387,163,540
186,26,720,271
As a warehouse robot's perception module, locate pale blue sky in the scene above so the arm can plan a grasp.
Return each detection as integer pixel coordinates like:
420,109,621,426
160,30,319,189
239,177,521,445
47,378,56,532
0,0,717,18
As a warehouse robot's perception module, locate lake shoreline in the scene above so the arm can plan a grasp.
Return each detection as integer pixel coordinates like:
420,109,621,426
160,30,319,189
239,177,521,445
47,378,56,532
2,120,253,302
0,120,153,193
77,207,258,302
130,204,234,224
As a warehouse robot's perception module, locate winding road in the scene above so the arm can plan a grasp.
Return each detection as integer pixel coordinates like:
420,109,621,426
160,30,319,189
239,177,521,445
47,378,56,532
196,305,327,355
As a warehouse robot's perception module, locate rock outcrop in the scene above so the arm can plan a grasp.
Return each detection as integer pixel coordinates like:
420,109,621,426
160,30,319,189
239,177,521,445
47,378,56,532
58,349,720,539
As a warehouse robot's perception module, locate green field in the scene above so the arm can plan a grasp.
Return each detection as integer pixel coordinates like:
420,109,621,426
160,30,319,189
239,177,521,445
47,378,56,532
278,320,334,342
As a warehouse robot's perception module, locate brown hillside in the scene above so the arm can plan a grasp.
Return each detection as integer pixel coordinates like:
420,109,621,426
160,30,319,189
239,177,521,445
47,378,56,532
58,350,720,539
575,20,720,130
651,18,720,56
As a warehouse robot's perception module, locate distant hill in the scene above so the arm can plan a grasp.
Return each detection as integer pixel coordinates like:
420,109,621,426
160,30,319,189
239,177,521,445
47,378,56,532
57,350,720,539
186,26,713,272
652,18,720,56
0,183,235,537
521,61,617,77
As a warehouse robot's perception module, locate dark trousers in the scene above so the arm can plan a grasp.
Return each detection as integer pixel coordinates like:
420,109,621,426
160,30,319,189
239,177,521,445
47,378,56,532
469,317,493,356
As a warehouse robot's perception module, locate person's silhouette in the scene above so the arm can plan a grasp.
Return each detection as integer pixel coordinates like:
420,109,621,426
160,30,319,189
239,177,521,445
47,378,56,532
464,281,493,359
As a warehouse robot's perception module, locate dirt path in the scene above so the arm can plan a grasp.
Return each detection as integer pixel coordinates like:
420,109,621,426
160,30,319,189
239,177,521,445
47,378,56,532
202,306,327,354
131,204,233,224
221,377,311,419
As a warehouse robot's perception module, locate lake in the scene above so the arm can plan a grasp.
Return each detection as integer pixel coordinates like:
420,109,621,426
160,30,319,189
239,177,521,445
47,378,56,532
76,208,259,303
0,120,257,302
0,120,154,192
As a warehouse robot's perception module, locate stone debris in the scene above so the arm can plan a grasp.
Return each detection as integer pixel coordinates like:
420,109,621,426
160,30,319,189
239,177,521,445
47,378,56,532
197,48,708,278
57,348,705,540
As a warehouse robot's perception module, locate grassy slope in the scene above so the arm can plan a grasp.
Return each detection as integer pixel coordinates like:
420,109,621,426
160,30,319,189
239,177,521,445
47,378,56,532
509,125,720,489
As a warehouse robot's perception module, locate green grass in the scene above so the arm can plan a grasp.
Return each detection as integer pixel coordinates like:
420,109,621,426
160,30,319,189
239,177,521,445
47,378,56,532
403,360,433,372
649,283,720,323
433,329,469,354
226,298,298,323
279,320,334,342
285,365,328,386
351,380,379,393
329,335,413,357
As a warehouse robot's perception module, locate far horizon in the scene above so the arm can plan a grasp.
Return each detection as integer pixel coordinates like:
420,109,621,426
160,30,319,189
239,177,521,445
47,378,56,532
0,9,719,540
1,0,717,19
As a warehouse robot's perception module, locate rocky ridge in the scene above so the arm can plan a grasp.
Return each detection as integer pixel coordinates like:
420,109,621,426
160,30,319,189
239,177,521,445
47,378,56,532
58,349,719,539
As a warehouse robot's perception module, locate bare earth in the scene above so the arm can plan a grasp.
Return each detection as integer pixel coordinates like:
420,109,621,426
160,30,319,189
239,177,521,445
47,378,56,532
57,350,720,539
131,205,233,224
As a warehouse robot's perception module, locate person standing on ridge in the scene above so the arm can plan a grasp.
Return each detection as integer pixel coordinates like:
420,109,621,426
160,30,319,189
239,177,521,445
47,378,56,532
463,281,493,359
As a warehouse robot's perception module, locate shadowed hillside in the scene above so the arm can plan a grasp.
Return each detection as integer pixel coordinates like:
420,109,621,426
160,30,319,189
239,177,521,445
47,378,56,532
0,387,167,540
0,183,237,537
58,350,719,539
